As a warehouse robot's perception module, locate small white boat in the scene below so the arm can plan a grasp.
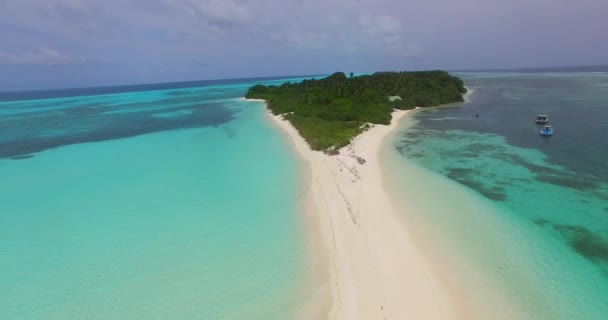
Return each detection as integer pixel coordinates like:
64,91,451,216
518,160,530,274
540,125,553,136
535,115,549,124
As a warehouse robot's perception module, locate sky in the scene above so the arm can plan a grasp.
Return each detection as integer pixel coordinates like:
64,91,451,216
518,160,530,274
0,0,607,91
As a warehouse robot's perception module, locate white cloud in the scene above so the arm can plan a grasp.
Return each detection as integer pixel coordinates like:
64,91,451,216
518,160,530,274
0,0,603,80
355,14,422,55
359,14,402,36
0,46,86,65
158,0,252,27
272,11,422,58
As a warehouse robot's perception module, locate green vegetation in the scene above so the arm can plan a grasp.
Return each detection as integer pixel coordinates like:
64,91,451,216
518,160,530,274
246,71,466,152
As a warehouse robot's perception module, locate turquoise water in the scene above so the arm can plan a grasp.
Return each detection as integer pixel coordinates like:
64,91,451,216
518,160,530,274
0,77,314,319
386,72,608,319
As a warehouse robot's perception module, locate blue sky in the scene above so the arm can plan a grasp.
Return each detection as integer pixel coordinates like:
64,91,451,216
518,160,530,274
1,0,607,91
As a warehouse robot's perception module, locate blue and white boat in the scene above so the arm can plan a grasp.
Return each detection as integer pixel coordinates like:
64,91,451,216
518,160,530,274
540,125,553,136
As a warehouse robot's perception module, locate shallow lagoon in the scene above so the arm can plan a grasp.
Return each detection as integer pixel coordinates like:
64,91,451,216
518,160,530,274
0,78,311,319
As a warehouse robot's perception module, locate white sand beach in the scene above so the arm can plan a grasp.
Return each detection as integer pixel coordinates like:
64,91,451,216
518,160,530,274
251,98,469,320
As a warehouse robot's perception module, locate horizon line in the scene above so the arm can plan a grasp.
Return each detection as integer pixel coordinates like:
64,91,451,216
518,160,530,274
2,63,607,96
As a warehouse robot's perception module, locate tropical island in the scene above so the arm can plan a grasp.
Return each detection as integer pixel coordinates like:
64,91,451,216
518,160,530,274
246,70,474,319
246,71,466,152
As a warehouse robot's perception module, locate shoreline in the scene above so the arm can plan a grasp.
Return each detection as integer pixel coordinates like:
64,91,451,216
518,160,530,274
463,85,475,103
249,98,466,319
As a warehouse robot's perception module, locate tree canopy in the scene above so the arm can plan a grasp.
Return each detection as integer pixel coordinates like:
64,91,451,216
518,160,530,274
246,71,466,152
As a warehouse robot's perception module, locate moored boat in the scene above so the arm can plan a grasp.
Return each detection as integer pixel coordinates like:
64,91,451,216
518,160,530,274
535,115,549,124
540,125,553,136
